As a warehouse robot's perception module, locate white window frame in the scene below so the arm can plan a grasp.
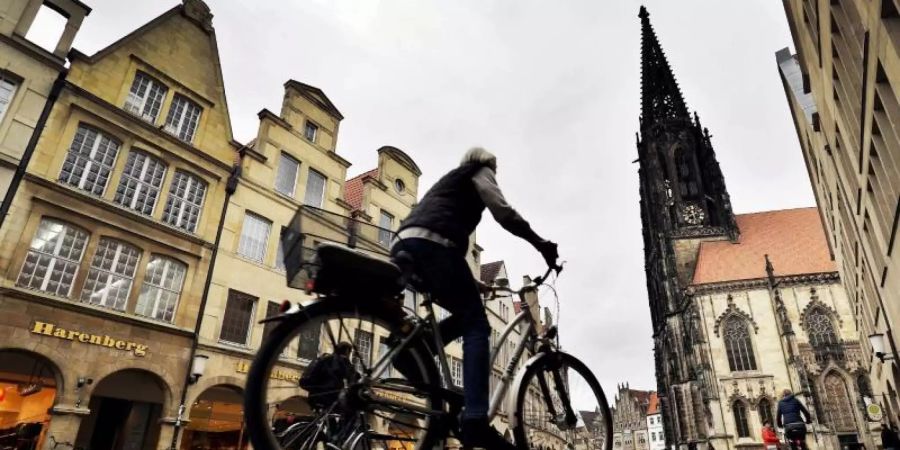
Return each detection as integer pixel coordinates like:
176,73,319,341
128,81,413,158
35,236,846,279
237,212,272,263
275,152,300,197
114,151,167,216
135,255,186,322
124,72,168,124
450,356,463,387
378,210,394,247
17,218,89,297
304,121,318,142
81,238,142,311
0,75,18,125
59,124,121,196
162,171,207,232
163,94,202,143
354,329,374,372
303,169,326,208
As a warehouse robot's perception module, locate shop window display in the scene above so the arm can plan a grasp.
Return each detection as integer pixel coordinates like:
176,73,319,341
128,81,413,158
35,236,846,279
0,351,58,450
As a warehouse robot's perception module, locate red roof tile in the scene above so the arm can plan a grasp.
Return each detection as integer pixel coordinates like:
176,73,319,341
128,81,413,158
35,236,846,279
480,261,504,284
343,168,378,211
647,392,660,415
692,207,835,285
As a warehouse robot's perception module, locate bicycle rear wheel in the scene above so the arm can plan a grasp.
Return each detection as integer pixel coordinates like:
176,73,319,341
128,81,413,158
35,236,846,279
243,296,443,450
512,351,612,450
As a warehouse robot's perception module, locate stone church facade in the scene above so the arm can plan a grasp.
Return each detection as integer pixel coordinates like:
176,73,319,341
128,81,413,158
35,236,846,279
636,7,876,450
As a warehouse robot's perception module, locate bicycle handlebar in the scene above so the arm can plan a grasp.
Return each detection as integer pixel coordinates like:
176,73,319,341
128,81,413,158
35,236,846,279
486,263,562,298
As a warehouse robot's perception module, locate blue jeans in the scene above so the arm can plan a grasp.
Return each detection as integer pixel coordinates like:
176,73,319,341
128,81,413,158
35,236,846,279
391,238,491,419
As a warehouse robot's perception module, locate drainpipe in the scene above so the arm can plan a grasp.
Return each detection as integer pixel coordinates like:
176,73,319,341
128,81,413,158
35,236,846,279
0,70,67,231
169,153,242,450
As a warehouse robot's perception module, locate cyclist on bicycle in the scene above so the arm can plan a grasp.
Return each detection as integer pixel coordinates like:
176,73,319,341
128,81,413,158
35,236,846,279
390,147,558,450
777,389,812,450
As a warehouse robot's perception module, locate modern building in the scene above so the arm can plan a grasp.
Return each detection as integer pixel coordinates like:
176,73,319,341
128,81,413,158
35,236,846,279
778,0,900,427
0,0,90,207
636,7,876,450
611,384,652,450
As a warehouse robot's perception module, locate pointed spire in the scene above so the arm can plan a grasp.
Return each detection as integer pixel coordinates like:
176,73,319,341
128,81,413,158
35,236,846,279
640,6,690,125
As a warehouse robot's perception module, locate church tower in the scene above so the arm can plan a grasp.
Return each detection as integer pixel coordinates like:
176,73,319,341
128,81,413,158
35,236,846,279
636,6,738,448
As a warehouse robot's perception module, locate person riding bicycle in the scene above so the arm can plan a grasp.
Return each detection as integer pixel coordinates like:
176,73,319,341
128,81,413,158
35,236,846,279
390,147,558,450
776,389,812,450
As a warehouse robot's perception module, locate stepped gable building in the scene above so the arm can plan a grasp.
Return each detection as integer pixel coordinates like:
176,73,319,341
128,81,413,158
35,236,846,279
611,383,652,450
636,7,875,450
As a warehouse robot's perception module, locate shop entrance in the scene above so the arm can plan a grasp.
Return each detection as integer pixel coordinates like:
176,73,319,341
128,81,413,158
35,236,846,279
75,369,166,450
181,385,247,450
0,350,60,450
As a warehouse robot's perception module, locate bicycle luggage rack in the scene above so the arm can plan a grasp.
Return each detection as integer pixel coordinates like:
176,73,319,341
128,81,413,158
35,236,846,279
282,205,397,290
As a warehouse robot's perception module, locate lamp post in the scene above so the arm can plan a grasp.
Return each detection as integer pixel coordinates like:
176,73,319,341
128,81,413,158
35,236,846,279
188,354,209,384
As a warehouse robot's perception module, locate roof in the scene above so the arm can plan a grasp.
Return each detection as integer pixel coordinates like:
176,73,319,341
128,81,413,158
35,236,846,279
647,392,660,415
480,261,504,284
284,80,344,120
629,389,651,406
378,146,422,176
343,169,378,211
580,410,601,432
692,207,836,285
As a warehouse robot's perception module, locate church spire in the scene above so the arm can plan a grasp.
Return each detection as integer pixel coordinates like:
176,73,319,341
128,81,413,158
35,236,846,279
639,6,690,125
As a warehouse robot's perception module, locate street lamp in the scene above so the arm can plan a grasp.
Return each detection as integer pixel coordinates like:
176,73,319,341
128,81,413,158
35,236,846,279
189,354,209,384
868,333,895,362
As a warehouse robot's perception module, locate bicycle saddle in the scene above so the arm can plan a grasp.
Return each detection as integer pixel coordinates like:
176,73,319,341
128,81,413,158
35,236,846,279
313,243,404,295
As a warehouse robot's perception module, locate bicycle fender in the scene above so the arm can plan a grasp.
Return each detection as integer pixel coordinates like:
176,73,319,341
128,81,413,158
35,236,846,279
506,351,550,431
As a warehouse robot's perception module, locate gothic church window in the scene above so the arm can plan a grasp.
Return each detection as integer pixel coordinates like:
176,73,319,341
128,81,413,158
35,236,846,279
674,148,699,199
733,401,750,437
820,372,857,432
758,398,774,426
723,316,757,371
805,307,839,348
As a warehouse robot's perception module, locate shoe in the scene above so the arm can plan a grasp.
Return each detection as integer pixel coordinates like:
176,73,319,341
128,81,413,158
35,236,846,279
461,418,517,450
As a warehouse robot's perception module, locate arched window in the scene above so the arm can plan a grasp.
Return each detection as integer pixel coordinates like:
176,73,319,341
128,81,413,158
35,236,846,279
733,401,750,437
820,372,857,432
674,148,699,199
758,398,774,427
723,316,757,371
805,307,839,347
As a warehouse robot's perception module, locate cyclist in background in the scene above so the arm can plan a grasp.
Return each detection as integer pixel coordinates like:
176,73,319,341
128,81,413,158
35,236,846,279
390,147,558,450
777,389,812,450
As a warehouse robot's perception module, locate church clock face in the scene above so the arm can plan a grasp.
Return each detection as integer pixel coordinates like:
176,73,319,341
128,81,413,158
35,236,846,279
681,203,705,225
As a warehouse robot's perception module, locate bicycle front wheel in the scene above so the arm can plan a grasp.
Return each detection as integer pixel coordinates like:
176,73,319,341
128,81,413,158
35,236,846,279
243,296,442,450
512,351,612,450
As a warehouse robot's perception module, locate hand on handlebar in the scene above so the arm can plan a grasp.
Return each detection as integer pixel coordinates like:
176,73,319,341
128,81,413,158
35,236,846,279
535,240,559,271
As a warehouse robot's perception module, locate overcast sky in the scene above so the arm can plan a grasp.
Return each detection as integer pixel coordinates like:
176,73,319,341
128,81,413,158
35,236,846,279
50,0,813,393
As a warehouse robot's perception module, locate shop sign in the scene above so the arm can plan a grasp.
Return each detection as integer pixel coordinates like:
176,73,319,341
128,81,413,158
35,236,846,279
866,401,884,422
235,361,300,383
30,321,148,356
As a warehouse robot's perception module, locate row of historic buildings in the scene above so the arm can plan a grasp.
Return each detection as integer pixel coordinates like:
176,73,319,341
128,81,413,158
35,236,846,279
638,2,900,450
0,1,563,449
610,384,666,450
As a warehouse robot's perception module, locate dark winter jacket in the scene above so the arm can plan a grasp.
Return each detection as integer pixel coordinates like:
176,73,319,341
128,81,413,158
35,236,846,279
777,395,811,427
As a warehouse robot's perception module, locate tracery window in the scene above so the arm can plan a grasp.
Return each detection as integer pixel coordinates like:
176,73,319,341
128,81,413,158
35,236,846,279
820,372,857,432
805,307,839,347
723,316,757,371
733,401,750,437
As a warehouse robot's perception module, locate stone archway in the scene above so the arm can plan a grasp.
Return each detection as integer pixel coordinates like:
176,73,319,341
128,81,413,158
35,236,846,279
180,384,248,450
0,349,63,450
74,368,169,450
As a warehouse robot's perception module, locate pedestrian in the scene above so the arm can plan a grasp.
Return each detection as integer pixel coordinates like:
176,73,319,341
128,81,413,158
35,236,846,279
762,420,780,450
882,422,900,450
776,389,812,450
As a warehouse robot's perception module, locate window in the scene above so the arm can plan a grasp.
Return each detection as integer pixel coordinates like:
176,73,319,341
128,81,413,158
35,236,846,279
378,210,394,247
723,316,757,371
114,151,167,215
81,238,141,311
805,307,839,347
304,121,318,142
135,255,186,322
59,124,120,196
274,235,286,271
394,178,406,194
297,317,322,362
237,213,272,263
275,153,300,197
163,94,202,142
162,171,206,232
124,72,168,123
450,356,464,387
403,289,417,311
0,75,18,124
354,329,373,372
651,433,656,442
219,290,257,345
820,372,857,431
17,218,89,297
733,401,750,437
262,301,281,345
758,398,774,427
304,169,326,207
378,336,393,377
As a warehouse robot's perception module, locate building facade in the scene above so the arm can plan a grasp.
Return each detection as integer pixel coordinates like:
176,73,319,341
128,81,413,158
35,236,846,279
637,7,876,450
778,0,900,428
647,392,666,450
612,384,652,450
0,0,90,204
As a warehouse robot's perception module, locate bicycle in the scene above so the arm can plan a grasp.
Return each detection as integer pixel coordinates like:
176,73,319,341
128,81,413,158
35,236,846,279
243,206,613,450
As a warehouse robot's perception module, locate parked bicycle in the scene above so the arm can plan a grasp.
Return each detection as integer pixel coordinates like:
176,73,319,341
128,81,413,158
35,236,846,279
243,206,612,450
